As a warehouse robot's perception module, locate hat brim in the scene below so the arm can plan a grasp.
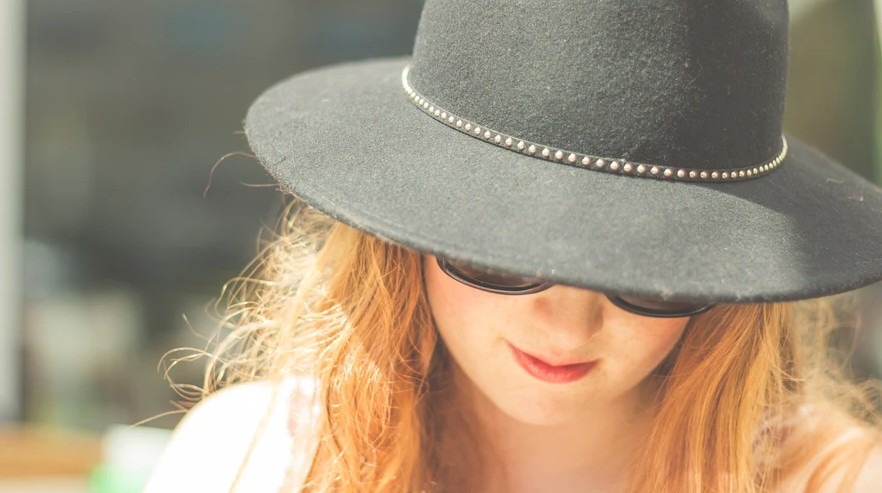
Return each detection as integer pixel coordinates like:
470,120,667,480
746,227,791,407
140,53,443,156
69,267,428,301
245,56,882,303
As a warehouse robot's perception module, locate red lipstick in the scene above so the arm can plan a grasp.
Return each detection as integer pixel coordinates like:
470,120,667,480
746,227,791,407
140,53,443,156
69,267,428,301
508,343,597,384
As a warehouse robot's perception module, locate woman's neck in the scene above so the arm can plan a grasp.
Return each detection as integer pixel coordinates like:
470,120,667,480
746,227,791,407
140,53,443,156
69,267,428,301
455,367,661,493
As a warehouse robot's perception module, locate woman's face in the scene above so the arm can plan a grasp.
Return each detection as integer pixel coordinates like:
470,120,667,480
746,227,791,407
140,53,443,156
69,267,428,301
423,254,691,426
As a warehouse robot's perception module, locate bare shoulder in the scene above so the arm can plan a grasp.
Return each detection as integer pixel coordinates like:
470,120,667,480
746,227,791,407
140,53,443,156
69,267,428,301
776,421,882,493
144,377,319,493
851,444,882,492
811,435,882,493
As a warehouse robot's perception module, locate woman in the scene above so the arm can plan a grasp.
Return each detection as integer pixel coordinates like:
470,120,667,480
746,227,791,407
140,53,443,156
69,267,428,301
146,0,882,491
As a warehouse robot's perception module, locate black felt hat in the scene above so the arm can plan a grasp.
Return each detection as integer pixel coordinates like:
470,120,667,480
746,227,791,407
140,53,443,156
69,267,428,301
244,0,882,303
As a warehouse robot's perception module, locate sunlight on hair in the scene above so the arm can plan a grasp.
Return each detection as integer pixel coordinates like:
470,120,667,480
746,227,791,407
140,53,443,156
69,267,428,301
162,196,882,493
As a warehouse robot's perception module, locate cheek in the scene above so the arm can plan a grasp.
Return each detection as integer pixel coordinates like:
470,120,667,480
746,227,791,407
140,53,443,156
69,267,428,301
609,314,689,375
423,257,519,384
424,258,499,348
424,259,465,335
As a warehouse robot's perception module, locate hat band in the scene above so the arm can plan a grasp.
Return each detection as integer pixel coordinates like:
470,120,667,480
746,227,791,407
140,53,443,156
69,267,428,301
402,66,787,183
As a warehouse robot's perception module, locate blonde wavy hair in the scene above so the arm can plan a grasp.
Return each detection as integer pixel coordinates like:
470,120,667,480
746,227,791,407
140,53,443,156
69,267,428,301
181,196,882,492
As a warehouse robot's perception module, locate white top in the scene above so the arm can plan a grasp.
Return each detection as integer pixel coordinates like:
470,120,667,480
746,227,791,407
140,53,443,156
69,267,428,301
143,375,321,493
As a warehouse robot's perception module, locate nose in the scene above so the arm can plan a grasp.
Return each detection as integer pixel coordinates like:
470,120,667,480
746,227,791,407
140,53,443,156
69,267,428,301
530,284,605,351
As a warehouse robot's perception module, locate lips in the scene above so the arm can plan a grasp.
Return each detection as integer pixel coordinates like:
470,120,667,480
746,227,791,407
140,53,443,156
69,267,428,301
508,343,597,384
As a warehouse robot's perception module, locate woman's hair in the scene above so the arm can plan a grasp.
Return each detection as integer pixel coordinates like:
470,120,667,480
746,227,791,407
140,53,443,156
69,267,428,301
182,196,882,493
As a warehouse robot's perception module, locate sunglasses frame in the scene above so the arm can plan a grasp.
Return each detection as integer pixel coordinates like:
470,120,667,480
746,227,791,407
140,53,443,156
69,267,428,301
436,257,715,318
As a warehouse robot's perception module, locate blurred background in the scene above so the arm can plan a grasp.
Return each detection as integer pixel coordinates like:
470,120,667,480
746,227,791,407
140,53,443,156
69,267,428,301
0,0,880,491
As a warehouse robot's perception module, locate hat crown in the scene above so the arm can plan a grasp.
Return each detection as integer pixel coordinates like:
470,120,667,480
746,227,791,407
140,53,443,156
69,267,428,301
410,0,788,170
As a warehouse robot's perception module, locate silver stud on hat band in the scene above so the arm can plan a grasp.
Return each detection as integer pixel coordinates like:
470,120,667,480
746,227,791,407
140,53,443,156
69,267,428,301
401,66,787,183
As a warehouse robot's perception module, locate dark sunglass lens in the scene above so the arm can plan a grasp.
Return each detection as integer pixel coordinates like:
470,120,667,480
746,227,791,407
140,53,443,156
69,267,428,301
444,259,537,288
441,258,710,313
615,294,708,315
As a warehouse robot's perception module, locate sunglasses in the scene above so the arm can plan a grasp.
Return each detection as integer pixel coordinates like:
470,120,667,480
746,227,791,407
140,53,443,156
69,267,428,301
436,257,715,318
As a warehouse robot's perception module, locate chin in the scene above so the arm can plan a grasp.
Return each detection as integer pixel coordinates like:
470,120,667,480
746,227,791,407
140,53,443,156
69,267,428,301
489,387,593,427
